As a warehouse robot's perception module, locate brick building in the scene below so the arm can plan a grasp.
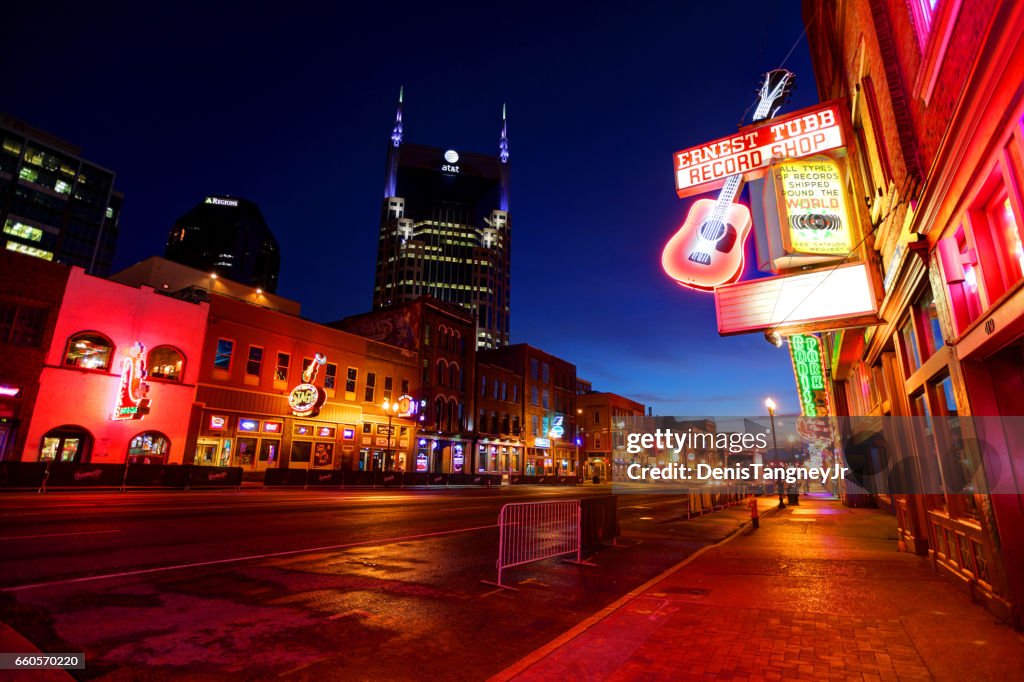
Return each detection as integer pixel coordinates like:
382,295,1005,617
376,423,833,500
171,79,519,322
804,0,1024,626
335,297,475,473
576,392,646,481
479,344,578,476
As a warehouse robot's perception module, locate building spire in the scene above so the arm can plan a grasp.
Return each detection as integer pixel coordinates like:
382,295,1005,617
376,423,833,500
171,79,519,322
391,86,404,148
499,102,509,164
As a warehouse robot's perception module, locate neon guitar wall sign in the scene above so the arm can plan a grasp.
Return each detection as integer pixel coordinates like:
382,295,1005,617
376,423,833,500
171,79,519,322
662,70,795,291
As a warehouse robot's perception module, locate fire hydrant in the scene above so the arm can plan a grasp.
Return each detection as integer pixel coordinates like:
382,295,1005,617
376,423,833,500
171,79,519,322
748,495,760,530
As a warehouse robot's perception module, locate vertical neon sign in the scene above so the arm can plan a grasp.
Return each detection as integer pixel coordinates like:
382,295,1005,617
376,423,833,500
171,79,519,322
111,342,151,421
789,334,830,417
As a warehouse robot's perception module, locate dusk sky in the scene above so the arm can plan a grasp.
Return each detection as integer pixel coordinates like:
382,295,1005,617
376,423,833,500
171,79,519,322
4,1,818,416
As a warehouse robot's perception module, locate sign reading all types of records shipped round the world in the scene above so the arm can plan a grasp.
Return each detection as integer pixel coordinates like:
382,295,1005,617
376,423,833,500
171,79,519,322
778,156,853,257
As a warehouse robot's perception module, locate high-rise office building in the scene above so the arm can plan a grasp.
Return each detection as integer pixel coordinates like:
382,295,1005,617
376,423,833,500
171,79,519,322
373,92,511,349
0,115,123,276
164,195,281,293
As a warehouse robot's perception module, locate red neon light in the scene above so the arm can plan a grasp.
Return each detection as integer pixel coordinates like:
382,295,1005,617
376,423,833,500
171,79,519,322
111,342,151,421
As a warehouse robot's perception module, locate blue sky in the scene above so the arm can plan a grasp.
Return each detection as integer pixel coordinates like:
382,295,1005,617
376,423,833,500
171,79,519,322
5,0,817,416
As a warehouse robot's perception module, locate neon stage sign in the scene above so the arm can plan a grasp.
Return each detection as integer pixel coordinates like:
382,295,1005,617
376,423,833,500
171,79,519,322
789,334,830,417
288,353,327,417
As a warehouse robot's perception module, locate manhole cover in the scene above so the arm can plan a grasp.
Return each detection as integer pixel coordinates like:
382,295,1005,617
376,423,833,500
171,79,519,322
664,587,710,596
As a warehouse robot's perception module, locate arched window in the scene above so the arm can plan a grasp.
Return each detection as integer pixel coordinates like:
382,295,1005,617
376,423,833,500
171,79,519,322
128,431,171,464
64,332,114,370
435,397,446,432
148,346,184,382
449,363,458,390
436,360,448,387
41,425,92,463
448,399,458,433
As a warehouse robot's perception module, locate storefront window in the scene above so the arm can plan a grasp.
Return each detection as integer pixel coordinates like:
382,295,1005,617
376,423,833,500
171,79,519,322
991,195,1024,285
128,432,170,463
236,437,258,466
259,439,279,467
41,427,90,462
915,289,945,359
148,346,184,382
900,318,922,375
291,440,312,465
64,332,113,370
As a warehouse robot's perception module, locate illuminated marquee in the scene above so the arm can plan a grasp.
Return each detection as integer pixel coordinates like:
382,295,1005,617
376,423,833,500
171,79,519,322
288,353,327,417
111,342,151,421
788,334,830,417
674,100,846,197
715,262,879,336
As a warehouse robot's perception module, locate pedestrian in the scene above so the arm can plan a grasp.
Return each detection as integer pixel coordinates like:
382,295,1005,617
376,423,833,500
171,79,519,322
776,479,786,509
747,494,759,529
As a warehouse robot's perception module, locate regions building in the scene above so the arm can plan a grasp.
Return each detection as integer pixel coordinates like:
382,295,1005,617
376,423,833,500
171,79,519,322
164,195,281,293
373,93,511,349
803,0,1024,627
0,115,122,275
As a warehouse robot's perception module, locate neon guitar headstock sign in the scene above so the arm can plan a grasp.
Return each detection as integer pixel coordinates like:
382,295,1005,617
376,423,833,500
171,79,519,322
662,70,796,292
288,353,327,417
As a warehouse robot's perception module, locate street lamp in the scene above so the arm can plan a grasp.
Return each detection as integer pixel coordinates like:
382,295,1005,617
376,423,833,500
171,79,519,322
381,398,401,471
765,395,778,501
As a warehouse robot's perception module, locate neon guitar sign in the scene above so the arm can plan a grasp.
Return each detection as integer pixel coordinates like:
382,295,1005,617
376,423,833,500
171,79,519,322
662,70,795,292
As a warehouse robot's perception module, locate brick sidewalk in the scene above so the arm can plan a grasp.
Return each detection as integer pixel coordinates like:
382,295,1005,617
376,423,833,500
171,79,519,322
496,493,1024,681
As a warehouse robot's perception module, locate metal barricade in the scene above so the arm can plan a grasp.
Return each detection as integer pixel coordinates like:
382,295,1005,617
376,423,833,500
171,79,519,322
485,500,588,588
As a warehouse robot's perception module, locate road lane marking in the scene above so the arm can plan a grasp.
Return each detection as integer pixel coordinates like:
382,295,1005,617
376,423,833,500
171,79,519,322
0,529,121,541
1,523,498,593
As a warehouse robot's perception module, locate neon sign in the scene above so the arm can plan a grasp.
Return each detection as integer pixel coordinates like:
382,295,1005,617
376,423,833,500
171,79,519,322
789,334,830,417
394,394,419,418
548,415,565,439
238,419,259,432
0,384,23,398
777,157,853,256
453,444,464,473
111,342,151,421
674,100,845,197
288,353,327,417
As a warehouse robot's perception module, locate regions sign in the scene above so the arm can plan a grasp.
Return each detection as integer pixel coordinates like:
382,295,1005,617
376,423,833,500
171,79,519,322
674,100,846,198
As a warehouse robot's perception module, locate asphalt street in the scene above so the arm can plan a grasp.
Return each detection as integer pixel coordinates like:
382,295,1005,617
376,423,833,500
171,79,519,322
0,485,755,680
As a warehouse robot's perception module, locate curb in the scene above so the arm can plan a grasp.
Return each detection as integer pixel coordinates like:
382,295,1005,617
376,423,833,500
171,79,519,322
489,497,783,681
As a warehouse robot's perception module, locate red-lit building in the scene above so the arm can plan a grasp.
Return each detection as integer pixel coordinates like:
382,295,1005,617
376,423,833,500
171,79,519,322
113,258,421,473
9,256,210,464
804,0,1024,626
